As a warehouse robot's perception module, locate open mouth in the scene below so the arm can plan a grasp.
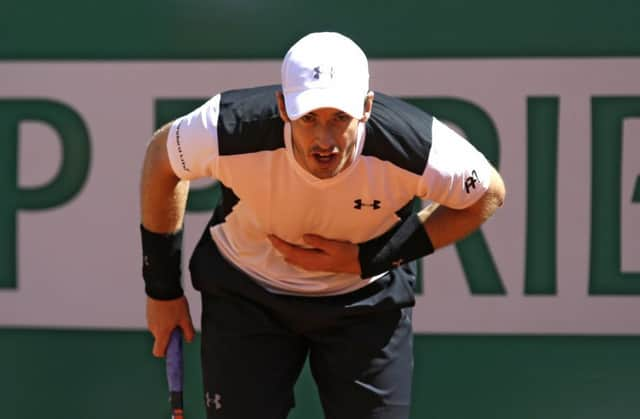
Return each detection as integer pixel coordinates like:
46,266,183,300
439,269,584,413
312,152,338,165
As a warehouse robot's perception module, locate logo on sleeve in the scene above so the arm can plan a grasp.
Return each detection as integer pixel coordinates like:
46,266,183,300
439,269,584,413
464,170,480,193
354,199,381,210
175,120,190,172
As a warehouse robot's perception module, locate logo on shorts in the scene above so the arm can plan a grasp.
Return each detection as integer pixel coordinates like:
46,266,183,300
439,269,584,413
354,199,381,210
205,392,222,410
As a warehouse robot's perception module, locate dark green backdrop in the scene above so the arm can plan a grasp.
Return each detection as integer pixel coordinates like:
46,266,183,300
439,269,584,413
3,1,640,418
3,0,640,59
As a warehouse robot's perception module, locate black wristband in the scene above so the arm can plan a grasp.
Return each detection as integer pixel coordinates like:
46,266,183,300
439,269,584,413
140,224,184,300
358,214,435,278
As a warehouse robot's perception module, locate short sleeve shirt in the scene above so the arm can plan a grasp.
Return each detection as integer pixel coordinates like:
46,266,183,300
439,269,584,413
166,85,492,296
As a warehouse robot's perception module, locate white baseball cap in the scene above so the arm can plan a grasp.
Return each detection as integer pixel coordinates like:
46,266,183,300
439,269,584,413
281,32,370,120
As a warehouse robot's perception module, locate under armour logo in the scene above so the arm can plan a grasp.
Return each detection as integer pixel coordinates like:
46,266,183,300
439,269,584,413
464,170,480,193
313,65,335,80
354,199,381,210
205,392,222,410
143,255,150,267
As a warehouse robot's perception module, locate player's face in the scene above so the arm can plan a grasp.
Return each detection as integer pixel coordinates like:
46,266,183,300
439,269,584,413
276,92,374,179
289,108,360,179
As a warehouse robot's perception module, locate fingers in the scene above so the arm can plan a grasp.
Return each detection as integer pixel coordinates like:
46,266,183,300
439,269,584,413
268,235,322,268
303,234,353,252
301,234,330,249
180,316,196,343
269,234,355,272
267,235,291,252
270,234,330,254
269,234,358,274
152,321,195,356
302,235,361,274
152,329,170,358
175,296,196,343
147,296,197,357
152,322,195,358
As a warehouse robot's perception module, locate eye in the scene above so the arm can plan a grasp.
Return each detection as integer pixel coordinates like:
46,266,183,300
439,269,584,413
300,114,316,123
335,113,351,122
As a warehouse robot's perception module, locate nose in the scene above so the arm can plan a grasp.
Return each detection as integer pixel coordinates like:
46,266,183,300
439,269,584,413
313,125,337,150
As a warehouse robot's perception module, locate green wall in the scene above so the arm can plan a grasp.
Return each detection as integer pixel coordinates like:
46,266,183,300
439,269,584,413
3,0,640,59
3,0,640,418
4,330,640,418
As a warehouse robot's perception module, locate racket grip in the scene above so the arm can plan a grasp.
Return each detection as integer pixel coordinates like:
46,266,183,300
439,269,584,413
166,328,184,417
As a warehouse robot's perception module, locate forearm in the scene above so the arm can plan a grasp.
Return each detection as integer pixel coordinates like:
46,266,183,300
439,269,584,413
139,124,189,300
421,202,492,249
421,167,505,249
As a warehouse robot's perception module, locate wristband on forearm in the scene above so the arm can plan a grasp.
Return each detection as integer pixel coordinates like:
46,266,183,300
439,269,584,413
358,214,435,278
140,224,184,300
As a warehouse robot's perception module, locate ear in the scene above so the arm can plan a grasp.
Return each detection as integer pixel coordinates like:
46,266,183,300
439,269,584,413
359,91,375,122
275,91,291,123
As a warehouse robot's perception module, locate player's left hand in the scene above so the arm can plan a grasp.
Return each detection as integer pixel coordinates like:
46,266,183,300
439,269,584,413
268,234,361,275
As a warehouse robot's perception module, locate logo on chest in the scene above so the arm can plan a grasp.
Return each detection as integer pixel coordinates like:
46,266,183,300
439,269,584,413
354,199,381,210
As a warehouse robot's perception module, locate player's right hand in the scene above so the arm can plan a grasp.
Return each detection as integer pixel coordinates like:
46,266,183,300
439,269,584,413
146,295,196,358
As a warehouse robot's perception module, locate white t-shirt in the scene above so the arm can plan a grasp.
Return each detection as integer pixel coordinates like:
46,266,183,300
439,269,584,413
166,86,492,296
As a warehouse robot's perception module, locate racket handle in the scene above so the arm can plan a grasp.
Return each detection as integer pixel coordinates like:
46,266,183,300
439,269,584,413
166,328,184,418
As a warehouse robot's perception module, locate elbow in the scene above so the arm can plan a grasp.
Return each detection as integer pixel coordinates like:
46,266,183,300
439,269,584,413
145,126,169,160
485,168,506,215
470,169,505,220
492,172,506,209
143,122,178,180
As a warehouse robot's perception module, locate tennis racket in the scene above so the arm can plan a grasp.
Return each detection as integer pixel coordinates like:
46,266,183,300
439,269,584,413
166,328,184,419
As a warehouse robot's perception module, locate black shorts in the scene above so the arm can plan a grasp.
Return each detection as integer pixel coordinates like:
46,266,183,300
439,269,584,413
190,232,416,419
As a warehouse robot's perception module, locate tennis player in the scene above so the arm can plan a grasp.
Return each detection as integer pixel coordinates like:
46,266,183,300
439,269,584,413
140,31,506,419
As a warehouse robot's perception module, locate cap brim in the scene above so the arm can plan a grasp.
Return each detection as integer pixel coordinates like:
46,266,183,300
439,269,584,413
284,88,366,120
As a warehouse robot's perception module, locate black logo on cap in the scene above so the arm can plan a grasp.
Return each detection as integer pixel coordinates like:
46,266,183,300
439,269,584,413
313,66,335,80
